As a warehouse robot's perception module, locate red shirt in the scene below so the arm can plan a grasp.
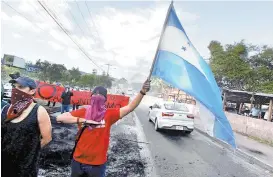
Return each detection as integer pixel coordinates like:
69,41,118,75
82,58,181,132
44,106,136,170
71,108,120,165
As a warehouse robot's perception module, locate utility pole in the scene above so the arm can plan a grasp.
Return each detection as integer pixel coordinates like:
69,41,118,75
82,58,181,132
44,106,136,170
104,63,116,76
105,63,112,76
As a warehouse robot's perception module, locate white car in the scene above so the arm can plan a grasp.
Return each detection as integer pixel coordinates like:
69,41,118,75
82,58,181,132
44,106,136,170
148,101,194,134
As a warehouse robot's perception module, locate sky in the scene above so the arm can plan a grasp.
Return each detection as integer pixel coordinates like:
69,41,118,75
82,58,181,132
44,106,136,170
1,0,273,83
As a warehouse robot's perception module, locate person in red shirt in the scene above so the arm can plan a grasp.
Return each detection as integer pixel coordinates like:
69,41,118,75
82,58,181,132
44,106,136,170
56,80,150,177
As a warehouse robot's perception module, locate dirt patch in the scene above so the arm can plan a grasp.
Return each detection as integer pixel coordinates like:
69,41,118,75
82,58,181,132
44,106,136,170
38,118,76,177
107,134,146,177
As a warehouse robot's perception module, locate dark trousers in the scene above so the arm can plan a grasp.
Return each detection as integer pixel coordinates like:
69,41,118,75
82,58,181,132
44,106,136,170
73,105,80,110
71,159,106,177
61,104,70,113
47,101,56,107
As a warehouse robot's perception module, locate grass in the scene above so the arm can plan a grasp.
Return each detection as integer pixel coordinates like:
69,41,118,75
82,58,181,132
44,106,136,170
235,131,273,147
248,135,273,147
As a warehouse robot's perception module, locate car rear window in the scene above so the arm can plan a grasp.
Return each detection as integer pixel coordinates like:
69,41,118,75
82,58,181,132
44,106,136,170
164,103,189,112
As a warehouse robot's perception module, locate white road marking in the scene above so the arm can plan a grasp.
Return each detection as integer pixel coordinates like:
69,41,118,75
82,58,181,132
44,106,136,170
133,111,158,177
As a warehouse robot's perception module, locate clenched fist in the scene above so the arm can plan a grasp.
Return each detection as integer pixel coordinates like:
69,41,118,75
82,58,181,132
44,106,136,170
141,79,151,94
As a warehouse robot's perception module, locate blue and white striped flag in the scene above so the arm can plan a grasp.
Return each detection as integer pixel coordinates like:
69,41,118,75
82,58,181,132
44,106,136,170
151,2,236,147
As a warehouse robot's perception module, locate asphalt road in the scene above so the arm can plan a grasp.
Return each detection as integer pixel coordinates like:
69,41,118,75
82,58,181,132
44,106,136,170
135,104,272,177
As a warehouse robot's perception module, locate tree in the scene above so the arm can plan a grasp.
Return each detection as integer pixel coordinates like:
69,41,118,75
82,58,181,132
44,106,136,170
48,64,67,83
78,74,96,88
208,40,273,93
61,70,72,86
1,65,22,82
69,67,81,79
35,60,67,84
35,59,51,82
98,75,113,88
69,67,81,86
209,41,252,90
246,46,273,93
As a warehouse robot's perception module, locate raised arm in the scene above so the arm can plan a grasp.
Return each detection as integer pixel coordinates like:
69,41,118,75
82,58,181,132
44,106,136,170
56,109,101,125
120,79,151,118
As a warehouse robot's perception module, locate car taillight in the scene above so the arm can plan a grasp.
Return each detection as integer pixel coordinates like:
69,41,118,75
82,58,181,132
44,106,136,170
187,114,194,119
162,112,174,117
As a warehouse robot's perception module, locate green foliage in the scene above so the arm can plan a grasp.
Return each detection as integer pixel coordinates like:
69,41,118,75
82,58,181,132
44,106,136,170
78,74,96,88
209,40,273,93
1,59,113,89
1,65,23,82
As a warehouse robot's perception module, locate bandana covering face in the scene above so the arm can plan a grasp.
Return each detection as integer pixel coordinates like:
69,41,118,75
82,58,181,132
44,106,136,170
85,95,106,130
7,88,33,120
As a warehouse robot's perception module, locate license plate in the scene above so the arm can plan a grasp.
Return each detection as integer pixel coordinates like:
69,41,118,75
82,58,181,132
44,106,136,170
176,126,184,130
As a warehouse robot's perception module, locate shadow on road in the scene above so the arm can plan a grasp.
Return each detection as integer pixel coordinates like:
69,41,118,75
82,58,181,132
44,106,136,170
158,129,192,141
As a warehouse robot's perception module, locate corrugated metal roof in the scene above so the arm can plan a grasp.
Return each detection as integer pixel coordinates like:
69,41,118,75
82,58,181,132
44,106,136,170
224,89,273,98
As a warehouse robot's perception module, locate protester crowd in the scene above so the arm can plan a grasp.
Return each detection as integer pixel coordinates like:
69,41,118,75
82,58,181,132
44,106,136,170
1,73,151,177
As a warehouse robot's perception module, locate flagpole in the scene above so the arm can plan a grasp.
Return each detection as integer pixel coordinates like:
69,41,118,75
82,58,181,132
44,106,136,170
147,1,174,80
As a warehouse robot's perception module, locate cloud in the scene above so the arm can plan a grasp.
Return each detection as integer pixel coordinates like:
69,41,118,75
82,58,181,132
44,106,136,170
48,41,64,51
18,0,74,31
1,1,200,81
86,3,199,81
67,47,80,59
1,12,10,21
12,33,23,38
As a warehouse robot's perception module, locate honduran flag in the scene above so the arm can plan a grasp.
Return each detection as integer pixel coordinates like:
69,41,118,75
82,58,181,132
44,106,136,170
151,2,236,148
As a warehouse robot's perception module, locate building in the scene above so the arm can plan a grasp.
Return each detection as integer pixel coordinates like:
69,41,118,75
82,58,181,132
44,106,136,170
2,54,26,69
222,89,273,121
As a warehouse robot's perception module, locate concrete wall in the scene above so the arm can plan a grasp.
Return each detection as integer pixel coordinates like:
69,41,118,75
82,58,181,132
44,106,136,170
226,112,273,142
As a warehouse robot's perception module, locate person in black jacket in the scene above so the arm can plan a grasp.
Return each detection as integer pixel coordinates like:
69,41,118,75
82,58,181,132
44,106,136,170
61,87,73,113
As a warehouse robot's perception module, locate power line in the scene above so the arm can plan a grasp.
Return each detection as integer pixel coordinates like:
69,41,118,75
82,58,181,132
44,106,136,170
3,1,64,43
2,1,45,32
65,2,87,37
3,1,104,73
3,1,70,50
84,1,101,40
62,0,95,51
27,0,48,21
74,0,93,36
38,1,104,71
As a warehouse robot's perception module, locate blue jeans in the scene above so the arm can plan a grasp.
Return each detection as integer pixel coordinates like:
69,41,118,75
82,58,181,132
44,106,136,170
71,159,106,177
61,104,70,113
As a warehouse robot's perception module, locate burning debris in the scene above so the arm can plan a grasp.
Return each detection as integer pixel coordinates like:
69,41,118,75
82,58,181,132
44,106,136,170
38,114,147,177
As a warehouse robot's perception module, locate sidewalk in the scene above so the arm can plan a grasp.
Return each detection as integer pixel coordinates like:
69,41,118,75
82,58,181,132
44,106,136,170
194,118,273,171
235,132,273,167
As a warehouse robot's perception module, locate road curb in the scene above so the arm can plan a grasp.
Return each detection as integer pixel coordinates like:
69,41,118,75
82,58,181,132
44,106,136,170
133,111,158,177
195,127,273,173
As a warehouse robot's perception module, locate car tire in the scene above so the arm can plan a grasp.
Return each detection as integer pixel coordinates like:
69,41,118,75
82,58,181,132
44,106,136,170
185,131,192,134
155,119,160,131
